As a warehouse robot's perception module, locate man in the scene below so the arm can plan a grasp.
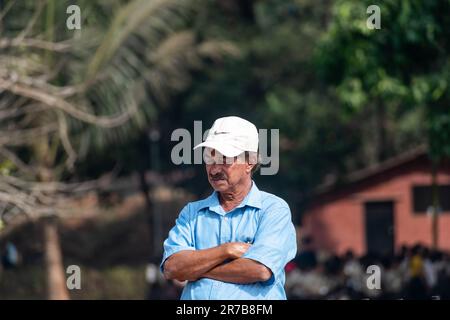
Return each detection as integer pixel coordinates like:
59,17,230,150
161,116,297,299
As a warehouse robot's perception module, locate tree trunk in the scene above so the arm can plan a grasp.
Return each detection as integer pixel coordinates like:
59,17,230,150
431,159,439,249
43,218,69,300
375,100,388,162
137,131,156,257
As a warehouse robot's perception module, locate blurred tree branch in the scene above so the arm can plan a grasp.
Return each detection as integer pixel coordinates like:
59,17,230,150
0,0,239,228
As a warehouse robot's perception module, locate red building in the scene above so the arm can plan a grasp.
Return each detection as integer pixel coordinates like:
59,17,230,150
302,146,450,256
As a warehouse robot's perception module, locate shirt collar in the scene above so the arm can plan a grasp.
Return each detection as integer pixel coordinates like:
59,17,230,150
200,180,262,215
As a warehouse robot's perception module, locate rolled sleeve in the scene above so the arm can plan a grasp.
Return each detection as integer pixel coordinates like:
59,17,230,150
160,204,195,273
242,203,297,285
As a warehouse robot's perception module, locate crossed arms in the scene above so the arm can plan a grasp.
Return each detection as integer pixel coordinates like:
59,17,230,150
162,242,272,284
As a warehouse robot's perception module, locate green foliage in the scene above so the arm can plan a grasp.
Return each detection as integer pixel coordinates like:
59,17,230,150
3,0,449,217
172,0,360,206
316,0,450,161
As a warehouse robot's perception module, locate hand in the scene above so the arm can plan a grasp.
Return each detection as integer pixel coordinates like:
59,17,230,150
222,242,251,259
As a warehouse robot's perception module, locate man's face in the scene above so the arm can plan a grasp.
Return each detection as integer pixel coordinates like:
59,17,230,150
204,148,252,192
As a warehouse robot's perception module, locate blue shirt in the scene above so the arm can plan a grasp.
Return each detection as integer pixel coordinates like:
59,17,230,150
161,182,297,300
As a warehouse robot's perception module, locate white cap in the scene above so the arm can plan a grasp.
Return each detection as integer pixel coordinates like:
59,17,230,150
193,116,259,157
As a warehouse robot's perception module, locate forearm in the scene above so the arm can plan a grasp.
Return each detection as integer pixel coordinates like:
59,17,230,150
202,258,272,284
163,246,229,281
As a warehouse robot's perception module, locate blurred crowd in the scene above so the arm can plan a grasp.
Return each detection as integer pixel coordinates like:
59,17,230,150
285,237,450,300
4,238,450,300
147,238,450,300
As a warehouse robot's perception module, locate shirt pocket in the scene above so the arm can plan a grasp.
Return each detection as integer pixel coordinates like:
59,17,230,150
240,233,256,244
234,218,258,244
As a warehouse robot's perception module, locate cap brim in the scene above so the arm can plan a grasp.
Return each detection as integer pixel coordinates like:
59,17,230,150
193,141,244,158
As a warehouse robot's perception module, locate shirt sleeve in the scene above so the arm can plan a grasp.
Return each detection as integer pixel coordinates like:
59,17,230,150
242,202,297,285
160,204,195,273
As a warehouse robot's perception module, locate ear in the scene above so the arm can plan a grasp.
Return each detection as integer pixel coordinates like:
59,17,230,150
245,162,254,174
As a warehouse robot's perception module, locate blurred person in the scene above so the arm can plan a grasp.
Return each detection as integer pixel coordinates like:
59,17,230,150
381,255,403,299
322,255,346,299
294,236,317,271
422,248,437,291
405,244,428,299
398,245,412,287
429,250,448,299
285,260,298,274
160,116,297,300
430,250,446,277
285,260,309,299
286,256,331,299
431,252,450,299
284,259,298,298
342,250,364,299
409,245,424,277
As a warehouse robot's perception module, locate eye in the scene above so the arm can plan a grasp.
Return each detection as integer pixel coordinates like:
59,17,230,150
223,156,235,166
203,151,213,164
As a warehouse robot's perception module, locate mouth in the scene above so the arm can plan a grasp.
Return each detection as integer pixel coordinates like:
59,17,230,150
210,176,226,182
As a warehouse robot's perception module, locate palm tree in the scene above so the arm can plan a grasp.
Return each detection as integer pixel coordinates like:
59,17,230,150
0,0,238,299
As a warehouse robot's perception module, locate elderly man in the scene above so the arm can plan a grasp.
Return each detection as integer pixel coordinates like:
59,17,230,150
161,116,297,300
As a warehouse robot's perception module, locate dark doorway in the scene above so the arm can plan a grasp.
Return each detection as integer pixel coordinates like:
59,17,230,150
365,201,394,256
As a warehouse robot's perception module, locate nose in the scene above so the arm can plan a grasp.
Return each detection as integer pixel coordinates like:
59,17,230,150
209,164,221,175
